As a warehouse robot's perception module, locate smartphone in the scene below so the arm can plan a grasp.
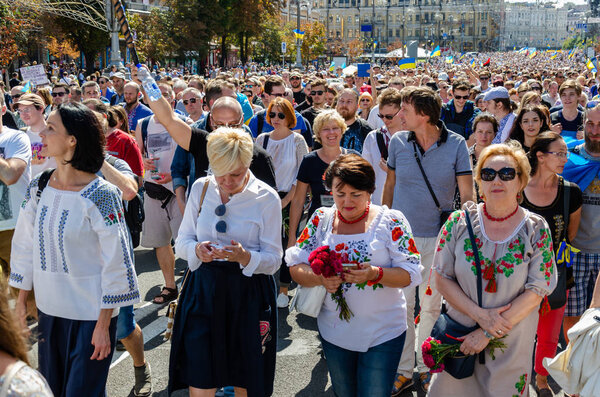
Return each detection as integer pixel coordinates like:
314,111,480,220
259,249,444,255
342,263,357,270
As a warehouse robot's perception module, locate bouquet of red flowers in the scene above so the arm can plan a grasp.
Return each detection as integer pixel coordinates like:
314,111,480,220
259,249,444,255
421,335,507,373
308,246,353,321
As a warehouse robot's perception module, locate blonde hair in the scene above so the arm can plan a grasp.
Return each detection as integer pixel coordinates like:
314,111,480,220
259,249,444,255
207,127,254,176
313,109,347,144
474,141,531,203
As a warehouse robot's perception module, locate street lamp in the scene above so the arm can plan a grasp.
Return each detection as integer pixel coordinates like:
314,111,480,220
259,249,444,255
294,0,309,69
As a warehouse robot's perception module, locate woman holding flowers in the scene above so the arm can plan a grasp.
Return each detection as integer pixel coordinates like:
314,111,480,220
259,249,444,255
428,142,557,396
286,154,423,397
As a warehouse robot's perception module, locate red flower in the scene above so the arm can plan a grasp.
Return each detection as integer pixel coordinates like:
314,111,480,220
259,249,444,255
407,239,419,254
312,216,320,227
335,243,346,251
392,227,403,241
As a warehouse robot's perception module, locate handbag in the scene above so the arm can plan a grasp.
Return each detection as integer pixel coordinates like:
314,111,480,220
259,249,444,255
412,141,453,228
164,180,209,341
0,361,27,397
289,208,334,318
430,209,484,379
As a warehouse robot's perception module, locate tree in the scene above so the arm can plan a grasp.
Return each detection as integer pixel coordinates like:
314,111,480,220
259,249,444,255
0,4,31,70
283,20,326,66
128,9,177,65
252,14,285,63
46,36,80,60
346,39,364,62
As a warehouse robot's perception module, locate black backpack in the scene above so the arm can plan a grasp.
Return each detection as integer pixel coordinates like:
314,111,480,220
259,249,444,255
36,159,145,248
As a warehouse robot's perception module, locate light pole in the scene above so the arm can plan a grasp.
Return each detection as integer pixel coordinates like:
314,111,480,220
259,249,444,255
295,0,303,69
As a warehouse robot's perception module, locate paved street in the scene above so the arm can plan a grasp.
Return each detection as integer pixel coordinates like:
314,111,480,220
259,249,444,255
25,246,564,396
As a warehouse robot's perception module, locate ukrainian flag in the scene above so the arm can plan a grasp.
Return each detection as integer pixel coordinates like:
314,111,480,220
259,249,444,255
529,49,538,59
293,29,305,40
398,57,416,70
21,81,32,93
587,58,597,73
568,49,575,59
430,45,441,57
550,51,558,60
469,58,476,67
329,61,335,72
445,56,454,64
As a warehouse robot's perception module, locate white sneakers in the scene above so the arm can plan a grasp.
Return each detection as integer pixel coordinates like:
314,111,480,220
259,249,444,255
276,293,289,308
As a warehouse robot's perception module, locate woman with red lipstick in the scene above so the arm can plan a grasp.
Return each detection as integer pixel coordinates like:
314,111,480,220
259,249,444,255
521,132,582,396
286,154,423,397
429,142,557,396
509,105,550,152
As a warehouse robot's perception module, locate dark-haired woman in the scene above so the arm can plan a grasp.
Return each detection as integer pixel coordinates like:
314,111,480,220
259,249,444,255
255,97,309,308
509,105,550,152
521,132,582,395
10,103,140,397
286,154,422,396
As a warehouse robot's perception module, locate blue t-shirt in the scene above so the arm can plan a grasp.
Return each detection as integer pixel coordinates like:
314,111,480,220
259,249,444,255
126,103,154,132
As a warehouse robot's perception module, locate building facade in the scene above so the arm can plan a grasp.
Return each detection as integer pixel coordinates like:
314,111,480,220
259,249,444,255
502,3,569,50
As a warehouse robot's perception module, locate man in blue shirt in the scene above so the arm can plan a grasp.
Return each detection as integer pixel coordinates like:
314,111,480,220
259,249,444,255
123,82,153,132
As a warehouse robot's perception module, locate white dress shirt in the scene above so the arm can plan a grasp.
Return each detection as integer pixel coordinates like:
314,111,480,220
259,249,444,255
176,173,283,277
362,129,393,205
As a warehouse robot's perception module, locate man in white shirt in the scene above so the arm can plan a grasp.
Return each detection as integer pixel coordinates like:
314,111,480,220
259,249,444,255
14,94,55,177
0,92,31,287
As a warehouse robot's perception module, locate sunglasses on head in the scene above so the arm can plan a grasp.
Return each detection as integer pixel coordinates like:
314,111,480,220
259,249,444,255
183,98,198,105
454,95,469,100
480,167,518,182
269,112,286,120
311,90,324,96
51,92,66,97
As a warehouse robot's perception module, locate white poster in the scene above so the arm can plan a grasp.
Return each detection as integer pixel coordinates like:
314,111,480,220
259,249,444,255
19,64,50,86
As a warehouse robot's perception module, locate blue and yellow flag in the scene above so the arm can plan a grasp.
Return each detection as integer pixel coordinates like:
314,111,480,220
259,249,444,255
445,56,454,64
341,62,346,69
398,57,416,70
469,58,476,67
293,29,305,40
430,45,441,57
550,51,558,60
568,49,575,59
587,57,598,73
329,61,335,72
21,81,32,93
529,49,538,59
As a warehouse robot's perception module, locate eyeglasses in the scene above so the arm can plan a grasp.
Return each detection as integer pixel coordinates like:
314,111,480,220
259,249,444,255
215,204,227,233
360,98,372,102
183,98,199,105
378,109,400,120
51,92,67,97
290,77,301,81
530,86,542,91
480,167,518,182
311,90,325,96
11,94,22,100
479,77,490,80
268,112,286,120
211,115,243,128
99,80,107,84
544,151,570,159
454,95,469,100
268,92,284,97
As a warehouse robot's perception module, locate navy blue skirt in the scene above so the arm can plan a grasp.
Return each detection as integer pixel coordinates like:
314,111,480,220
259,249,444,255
37,310,117,397
168,261,277,397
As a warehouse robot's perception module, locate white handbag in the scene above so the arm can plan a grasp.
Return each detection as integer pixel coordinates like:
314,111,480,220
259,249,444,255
288,207,333,318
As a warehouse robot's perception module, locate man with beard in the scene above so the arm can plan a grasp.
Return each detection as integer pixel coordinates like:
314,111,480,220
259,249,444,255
335,88,372,153
110,72,127,105
563,104,600,340
123,82,153,131
50,83,70,109
300,78,328,128
290,72,305,105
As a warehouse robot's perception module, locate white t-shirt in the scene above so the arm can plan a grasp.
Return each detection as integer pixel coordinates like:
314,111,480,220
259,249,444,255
0,127,31,231
143,116,177,192
25,127,56,177
255,132,308,193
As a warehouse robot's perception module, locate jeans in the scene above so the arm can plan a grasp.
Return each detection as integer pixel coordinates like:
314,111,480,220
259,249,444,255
320,332,406,397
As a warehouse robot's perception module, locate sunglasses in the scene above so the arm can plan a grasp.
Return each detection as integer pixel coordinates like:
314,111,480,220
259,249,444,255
183,98,199,105
378,109,400,120
530,86,542,91
11,94,22,100
311,90,325,96
99,80,107,84
245,84,254,88
215,204,227,233
51,92,67,97
269,112,286,120
268,93,284,97
480,167,518,182
290,77,301,81
454,95,469,100
479,77,489,80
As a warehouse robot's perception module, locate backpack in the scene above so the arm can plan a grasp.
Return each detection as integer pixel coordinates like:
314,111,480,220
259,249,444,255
375,129,388,160
36,159,145,248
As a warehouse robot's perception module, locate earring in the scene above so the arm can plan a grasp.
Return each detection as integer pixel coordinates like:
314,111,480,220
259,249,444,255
517,192,521,201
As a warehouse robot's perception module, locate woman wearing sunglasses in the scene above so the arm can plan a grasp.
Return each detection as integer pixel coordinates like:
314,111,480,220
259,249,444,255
429,142,557,396
358,92,374,121
521,132,582,396
170,128,282,397
255,98,309,308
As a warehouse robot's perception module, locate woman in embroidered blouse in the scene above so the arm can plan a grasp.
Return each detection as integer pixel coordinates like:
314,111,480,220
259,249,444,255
429,142,557,396
9,103,140,397
255,98,309,308
286,154,423,397
170,128,282,397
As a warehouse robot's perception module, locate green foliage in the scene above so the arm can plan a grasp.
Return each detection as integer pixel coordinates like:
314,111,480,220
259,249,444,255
128,9,177,65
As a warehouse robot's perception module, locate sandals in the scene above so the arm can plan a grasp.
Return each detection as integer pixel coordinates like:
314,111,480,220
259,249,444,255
153,286,178,304
391,373,414,396
419,372,432,393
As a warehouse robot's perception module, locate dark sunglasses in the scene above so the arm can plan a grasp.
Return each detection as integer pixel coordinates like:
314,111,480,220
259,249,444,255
99,80,107,84
245,84,254,88
311,90,325,96
480,167,518,182
269,112,286,120
530,86,542,91
377,109,400,120
183,98,198,105
267,93,284,97
11,94,22,100
51,92,66,97
215,204,227,233
479,77,489,80
290,77,301,81
454,95,469,100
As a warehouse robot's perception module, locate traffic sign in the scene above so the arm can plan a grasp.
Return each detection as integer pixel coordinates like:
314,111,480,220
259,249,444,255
282,42,287,54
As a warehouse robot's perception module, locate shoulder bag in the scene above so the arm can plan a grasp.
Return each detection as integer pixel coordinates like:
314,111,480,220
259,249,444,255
164,180,209,341
412,141,453,229
430,209,484,379
288,208,334,318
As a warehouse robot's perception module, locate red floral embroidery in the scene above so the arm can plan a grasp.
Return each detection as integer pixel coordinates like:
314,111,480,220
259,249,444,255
312,216,320,227
392,227,403,241
297,228,310,244
407,238,419,255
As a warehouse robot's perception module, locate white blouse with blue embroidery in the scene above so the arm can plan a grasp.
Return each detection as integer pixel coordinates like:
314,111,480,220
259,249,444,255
9,176,140,321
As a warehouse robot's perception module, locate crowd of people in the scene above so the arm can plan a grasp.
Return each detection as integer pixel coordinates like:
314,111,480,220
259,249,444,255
1,49,600,397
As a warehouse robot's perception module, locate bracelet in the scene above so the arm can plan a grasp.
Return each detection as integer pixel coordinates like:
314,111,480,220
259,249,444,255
367,266,384,286
482,329,494,339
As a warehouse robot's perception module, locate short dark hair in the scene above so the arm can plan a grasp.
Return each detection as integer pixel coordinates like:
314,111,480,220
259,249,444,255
472,112,499,135
263,76,284,95
311,78,328,90
400,86,441,125
378,87,402,108
53,82,70,94
325,153,376,194
528,131,563,175
205,80,235,106
56,103,105,173
83,98,118,128
452,79,472,92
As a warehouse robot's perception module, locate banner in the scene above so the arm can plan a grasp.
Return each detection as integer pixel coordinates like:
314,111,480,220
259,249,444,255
19,65,49,86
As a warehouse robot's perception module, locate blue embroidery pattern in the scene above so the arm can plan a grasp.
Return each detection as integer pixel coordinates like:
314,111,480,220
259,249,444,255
38,205,48,271
81,180,125,227
120,234,136,291
102,290,140,305
58,210,69,273
9,272,23,283
21,175,40,209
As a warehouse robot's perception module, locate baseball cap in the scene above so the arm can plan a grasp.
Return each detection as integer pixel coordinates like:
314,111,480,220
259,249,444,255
483,87,510,101
14,93,45,109
111,72,126,81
